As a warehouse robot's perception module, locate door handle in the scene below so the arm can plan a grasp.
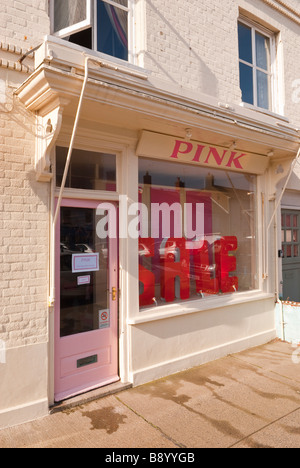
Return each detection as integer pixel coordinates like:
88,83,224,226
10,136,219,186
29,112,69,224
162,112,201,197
111,287,117,301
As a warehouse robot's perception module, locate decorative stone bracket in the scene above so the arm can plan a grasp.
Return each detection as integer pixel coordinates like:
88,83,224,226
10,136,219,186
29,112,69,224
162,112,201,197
35,99,68,182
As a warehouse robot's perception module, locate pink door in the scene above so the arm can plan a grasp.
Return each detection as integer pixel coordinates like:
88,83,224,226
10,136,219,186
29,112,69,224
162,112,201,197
54,199,119,402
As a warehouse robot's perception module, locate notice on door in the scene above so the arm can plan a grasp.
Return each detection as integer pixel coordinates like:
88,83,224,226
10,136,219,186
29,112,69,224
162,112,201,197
72,253,99,273
99,309,110,329
77,275,91,286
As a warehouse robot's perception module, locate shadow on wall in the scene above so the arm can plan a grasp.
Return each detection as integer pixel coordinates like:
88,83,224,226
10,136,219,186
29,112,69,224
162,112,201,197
145,0,219,97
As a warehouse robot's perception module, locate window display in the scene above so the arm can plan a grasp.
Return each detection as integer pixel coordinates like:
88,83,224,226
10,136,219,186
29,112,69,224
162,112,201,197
138,158,257,308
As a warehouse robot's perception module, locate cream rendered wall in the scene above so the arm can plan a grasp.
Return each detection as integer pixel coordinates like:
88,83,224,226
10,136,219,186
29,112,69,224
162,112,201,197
130,297,276,386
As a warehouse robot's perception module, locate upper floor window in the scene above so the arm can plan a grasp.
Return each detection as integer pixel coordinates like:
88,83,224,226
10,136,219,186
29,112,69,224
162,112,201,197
50,0,130,62
238,19,275,111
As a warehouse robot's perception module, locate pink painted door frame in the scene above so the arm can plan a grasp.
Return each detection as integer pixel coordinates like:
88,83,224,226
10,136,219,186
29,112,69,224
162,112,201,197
54,198,119,402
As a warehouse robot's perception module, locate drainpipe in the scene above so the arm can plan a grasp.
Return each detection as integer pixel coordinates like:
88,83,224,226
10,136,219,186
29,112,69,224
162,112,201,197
53,55,100,227
49,164,56,307
49,54,103,307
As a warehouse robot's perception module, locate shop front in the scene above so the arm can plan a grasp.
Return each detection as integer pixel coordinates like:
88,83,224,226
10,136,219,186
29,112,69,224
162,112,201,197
15,37,300,405
137,132,267,310
131,132,276,385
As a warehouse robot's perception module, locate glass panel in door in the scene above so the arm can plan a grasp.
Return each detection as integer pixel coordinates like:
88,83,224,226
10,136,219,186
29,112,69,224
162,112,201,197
60,206,109,337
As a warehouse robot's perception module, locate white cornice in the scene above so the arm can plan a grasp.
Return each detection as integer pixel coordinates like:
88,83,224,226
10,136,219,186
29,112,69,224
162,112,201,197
261,0,300,25
15,39,300,160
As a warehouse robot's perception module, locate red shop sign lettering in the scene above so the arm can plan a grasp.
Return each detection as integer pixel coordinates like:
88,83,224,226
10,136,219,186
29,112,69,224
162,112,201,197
139,236,238,307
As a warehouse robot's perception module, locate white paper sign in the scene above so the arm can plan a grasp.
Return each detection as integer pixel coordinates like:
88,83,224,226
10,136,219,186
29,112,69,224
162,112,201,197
77,275,91,286
72,253,99,273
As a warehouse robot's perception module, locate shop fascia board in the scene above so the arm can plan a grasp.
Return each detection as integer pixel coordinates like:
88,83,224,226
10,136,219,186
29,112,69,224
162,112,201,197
15,38,300,158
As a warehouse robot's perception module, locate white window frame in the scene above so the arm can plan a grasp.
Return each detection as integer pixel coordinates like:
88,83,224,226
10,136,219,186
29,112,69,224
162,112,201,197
49,0,135,64
238,17,277,113
50,0,93,38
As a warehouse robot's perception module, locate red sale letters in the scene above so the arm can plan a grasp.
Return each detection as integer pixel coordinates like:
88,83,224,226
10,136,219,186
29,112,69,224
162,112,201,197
139,236,238,306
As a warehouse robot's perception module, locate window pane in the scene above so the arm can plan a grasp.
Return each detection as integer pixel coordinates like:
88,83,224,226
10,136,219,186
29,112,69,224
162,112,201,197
238,23,253,64
138,159,257,309
68,28,93,49
60,207,109,337
54,0,88,33
255,32,270,71
56,147,117,191
286,230,292,243
97,0,128,61
293,230,298,242
257,70,270,109
239,62,254,105
294,215,298,227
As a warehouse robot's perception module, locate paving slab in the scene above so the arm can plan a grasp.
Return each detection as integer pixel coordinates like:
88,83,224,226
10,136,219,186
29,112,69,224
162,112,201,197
0,395,177,449
232,340,300,383
118,344,300,448
0,340,300,448
233,408,300,448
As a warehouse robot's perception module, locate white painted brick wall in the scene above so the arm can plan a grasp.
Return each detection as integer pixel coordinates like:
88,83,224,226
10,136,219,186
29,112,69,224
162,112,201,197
0,81,49,348
0,0,298,124
0,0,50,49
0,1,50,352
145,0,300,126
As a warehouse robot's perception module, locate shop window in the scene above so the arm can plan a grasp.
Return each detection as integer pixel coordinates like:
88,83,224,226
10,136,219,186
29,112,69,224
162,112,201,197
238,19,275,111
56,146,117,191
138,159,257,309
50,0,130,61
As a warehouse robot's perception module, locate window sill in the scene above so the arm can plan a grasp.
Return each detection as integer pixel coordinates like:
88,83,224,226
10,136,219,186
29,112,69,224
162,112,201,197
240,102,289,123
128,291,275,325
54,187,120,201
37,35,150,81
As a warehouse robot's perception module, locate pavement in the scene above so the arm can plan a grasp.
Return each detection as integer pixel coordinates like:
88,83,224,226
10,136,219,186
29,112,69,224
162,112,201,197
1,339,300,449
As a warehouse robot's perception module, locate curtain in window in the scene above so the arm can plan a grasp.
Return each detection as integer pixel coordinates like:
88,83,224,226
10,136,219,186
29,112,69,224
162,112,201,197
54,0,87,33
103,2,128,48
